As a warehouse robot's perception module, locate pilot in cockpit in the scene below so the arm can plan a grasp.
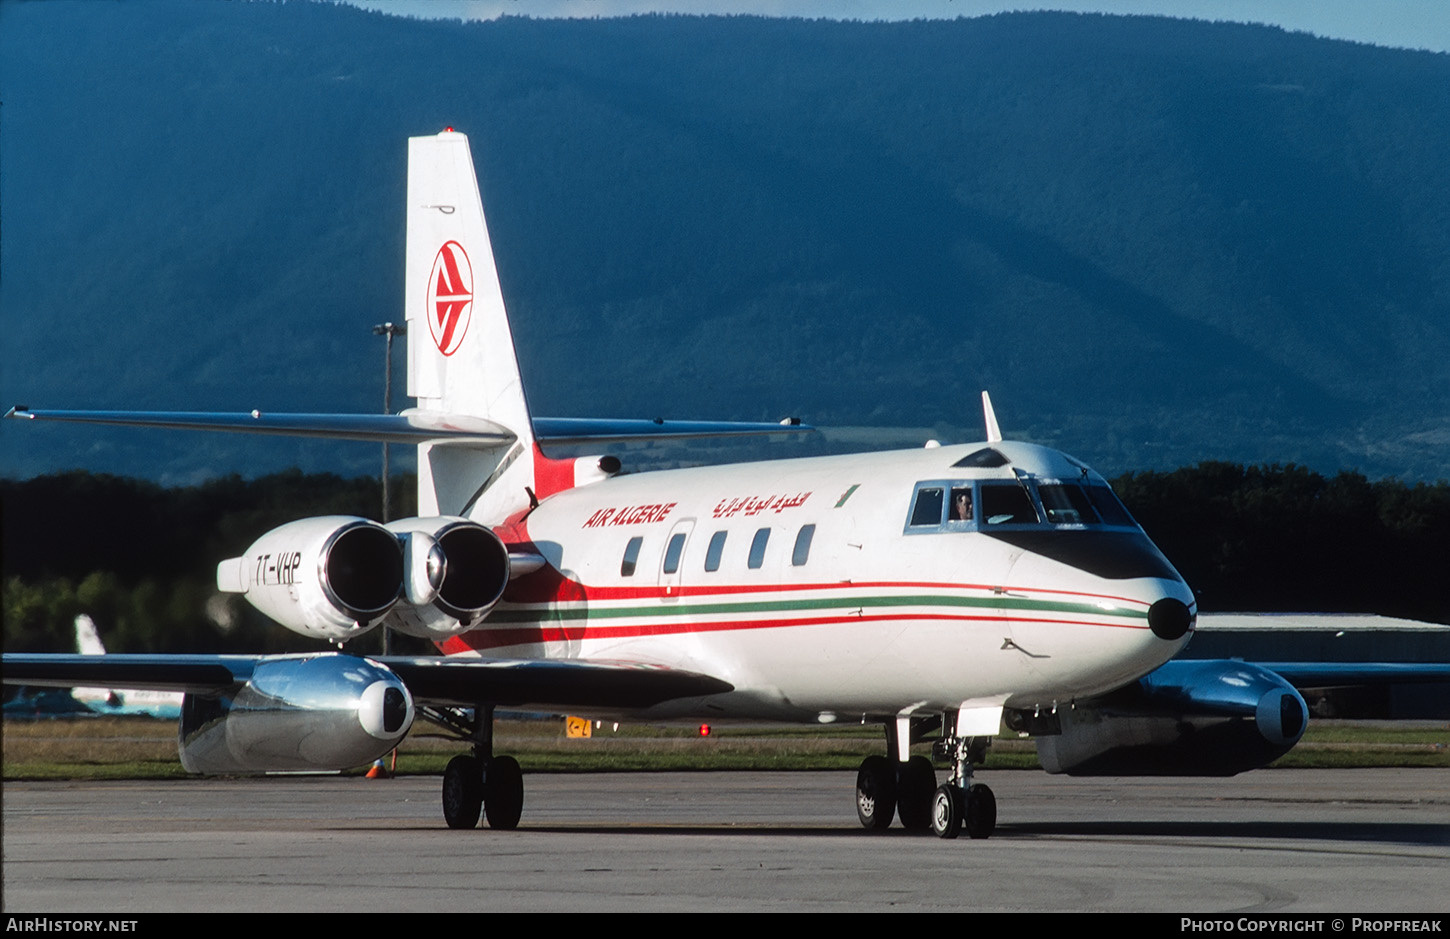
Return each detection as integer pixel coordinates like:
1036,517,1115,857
950,487,973,522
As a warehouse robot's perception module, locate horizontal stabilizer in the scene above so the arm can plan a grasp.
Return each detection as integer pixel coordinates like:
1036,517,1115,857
5,407,811,447
534,416,813,446
5,407,514,446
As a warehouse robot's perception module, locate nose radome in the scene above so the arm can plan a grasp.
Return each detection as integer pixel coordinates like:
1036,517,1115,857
1147,597,1193,641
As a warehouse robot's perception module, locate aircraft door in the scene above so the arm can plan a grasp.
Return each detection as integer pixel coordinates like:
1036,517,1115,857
993,547,1047,677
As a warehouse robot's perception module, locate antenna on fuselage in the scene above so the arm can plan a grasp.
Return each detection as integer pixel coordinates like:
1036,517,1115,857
981,391,1002,443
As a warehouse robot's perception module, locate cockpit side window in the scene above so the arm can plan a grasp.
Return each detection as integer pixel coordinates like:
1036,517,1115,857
948,486,973,522
1085,485,1137,527
909,487,945,527
979,482,1040,525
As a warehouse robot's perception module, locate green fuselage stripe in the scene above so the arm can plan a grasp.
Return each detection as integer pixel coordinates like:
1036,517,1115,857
487,592,1145,625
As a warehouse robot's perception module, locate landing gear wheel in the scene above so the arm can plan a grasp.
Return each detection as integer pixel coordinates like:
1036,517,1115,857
895,755,936,831
442,755,483,830
964,782,996,840
931,784,963,840
855,755,897,830
484,755,524,830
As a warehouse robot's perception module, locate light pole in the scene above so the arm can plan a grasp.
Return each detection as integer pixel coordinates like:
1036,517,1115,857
372,322,406,667
372,322,407,523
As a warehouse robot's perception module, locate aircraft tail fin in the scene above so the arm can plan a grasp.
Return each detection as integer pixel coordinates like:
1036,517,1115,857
74,615,106,656
982,391,1003,443
405,130,565,518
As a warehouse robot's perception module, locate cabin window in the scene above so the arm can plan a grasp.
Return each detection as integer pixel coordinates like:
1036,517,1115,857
705,531,727,572
620,536,643,577
792,524,816,566
909,487,945,526
978,482,1039,525
662,532,686,574
748,528,770,569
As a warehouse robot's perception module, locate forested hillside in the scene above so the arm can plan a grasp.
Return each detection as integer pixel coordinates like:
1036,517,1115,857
3,4,1448,481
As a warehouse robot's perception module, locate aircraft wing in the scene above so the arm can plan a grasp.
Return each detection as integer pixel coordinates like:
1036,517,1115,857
1,653,733,711
377,656,733,708
4,408,811,446
1251,662,1450,688
2,655,249,694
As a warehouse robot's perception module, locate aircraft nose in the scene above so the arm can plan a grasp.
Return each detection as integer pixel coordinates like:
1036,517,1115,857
1147,596,1193,641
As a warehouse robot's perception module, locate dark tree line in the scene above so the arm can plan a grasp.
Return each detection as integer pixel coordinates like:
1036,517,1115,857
1114,463,1450,623
2,471,416,655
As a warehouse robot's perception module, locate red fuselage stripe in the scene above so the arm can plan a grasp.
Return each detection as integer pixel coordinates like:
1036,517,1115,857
451,611,1150,652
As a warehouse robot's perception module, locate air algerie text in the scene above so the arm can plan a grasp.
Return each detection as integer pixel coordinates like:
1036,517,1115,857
582,503,678,528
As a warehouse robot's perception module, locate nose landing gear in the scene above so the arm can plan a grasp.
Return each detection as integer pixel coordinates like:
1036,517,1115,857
931,728,996,839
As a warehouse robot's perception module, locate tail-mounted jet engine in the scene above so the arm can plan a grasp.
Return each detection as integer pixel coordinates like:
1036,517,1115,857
1029,660,1308,775
381,517,511,639
179,653,414,774
217,516,404,642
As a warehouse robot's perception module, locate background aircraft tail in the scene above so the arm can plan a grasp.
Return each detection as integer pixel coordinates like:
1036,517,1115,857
405,130,562,520
74,614,108,656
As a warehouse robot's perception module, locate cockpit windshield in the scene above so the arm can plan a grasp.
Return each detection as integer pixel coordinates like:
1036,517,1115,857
1037,483,1098,525
904,479,1137,533
978,483,1038,525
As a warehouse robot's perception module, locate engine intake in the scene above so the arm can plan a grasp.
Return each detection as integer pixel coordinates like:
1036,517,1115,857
178,654,414,774
1035,660,1308,775
217,516,404,642
383,517,511,639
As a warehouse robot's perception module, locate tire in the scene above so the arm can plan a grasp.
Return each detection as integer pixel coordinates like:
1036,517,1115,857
964,783,996,840
484,754,524,830
442,755,483,830
931,784,962,840
895,755,936,831
855,755,897,830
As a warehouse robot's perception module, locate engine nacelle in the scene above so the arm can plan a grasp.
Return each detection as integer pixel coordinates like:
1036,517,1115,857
217,516,403,642
1034,660,1308,775
381,517,511,639
178,653,414,774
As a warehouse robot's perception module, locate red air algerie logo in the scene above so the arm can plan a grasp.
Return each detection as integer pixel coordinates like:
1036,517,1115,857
426,241,473,356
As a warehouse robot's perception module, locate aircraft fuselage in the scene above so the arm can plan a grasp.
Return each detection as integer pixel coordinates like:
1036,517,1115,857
444,439,1196,722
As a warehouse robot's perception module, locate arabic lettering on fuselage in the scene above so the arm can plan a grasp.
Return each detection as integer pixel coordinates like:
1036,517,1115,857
581,503,678,528
711,492,812,519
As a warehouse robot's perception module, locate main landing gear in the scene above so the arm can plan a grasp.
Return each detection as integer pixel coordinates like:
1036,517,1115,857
854,712,996,840
431,703,524,830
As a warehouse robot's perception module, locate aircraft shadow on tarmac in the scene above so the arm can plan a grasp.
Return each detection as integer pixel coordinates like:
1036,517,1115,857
376,820,1450,845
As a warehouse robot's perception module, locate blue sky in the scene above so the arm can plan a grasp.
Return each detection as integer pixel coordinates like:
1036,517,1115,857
349,1,1450,54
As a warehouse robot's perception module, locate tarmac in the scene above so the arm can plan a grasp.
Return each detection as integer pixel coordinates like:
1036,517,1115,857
3,768,1447,912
